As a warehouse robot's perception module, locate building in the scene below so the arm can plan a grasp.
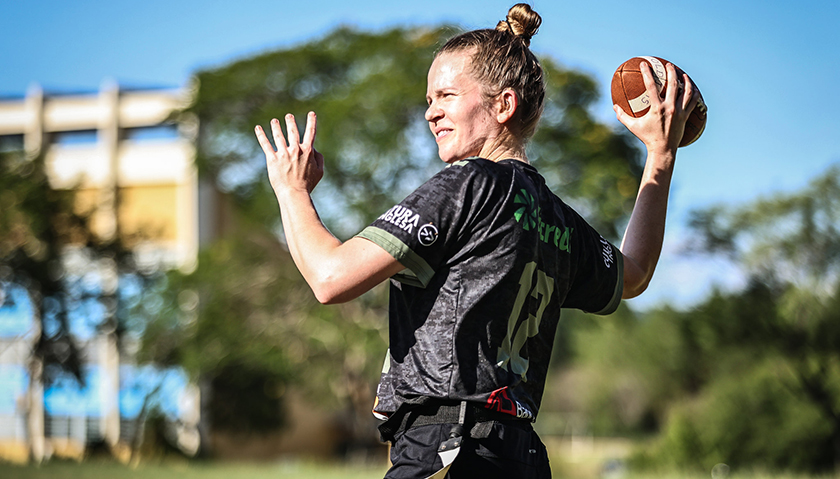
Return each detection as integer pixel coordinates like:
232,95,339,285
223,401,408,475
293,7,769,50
0,81,215,462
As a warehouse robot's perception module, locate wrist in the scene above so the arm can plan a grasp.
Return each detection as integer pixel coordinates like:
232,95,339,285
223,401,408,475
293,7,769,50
645,146,677,167
273,184,311,206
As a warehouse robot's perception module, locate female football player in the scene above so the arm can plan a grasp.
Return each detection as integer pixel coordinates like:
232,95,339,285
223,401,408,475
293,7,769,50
255,4,697,477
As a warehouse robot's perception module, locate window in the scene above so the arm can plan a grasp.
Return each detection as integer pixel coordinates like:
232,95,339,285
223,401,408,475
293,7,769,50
123,124,179,141
0,134,24,152
52,130,98,146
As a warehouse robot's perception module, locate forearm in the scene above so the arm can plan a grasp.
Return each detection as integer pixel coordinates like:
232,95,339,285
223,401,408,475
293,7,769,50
273,187,403,304
612,61,698,299
274,187,345,300
256,114,403,304
620,149,675,298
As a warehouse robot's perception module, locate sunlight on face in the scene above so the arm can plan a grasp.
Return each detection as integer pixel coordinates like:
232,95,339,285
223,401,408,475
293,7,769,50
424,51,502,163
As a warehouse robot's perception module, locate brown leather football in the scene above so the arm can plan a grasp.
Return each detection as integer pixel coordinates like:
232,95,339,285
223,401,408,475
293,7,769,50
611,56,707,147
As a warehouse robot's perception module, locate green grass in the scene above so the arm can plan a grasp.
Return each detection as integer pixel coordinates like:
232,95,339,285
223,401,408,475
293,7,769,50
0,459,389,479
2,460,836,479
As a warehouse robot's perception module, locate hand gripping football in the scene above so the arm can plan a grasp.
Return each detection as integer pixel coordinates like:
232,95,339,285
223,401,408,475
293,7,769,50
611,56,708,147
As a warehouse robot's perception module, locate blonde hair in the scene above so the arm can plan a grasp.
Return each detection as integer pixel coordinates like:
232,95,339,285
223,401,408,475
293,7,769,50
438,3,545,139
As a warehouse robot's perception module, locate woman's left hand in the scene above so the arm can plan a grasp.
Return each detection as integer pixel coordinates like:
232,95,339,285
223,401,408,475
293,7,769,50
255,111,324,195
614,62,699,156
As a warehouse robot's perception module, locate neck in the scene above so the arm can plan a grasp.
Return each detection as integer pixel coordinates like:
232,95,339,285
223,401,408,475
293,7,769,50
480,143,528,164
478,128,528,163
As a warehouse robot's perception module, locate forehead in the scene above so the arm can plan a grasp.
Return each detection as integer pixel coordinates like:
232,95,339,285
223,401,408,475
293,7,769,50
427,50,477,91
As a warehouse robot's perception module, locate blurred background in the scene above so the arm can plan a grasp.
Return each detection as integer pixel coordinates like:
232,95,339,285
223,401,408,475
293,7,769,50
1,0,839,477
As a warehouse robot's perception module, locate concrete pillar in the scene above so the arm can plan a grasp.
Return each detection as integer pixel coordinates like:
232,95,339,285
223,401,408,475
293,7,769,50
97,79,122,448
27,356,44,463
23,84,43,160
100,333,121,448
96,78,120,240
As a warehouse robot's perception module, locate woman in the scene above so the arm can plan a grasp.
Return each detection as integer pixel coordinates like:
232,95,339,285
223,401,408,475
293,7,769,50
255,4,697,478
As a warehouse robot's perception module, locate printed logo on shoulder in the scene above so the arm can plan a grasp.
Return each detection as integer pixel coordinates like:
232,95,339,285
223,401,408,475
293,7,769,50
513,190,538,230
379,205,421,234
418,224,438,246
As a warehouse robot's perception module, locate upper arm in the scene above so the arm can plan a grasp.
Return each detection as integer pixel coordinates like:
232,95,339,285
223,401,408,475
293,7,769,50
315,236,405,304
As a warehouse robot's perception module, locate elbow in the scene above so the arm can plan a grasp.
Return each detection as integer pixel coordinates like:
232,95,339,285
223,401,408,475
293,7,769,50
621,255,654,299
309,272,356,305
315,290,349,305
622,277,650,299
311,283,345,305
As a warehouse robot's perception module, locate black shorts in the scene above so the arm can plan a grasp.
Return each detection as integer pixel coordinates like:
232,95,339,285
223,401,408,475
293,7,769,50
384,421,551,479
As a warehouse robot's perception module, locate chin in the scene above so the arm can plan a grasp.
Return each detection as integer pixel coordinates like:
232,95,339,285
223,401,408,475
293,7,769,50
437,149,468,164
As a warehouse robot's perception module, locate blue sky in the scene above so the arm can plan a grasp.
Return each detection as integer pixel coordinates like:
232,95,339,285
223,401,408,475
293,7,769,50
2,0,839,309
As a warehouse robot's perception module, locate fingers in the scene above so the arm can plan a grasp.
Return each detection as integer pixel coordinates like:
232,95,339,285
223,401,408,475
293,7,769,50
302,111,317,147
662,63,680,105
254,125,276,156
285,114,301,150
255,112,319,158
639,61,660,98
681,73,699,113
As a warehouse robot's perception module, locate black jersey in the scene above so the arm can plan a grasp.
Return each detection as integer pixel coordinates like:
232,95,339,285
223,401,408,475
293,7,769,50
357,158,623,421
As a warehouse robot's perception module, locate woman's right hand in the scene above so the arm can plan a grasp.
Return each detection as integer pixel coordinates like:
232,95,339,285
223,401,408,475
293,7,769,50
255,111,324,195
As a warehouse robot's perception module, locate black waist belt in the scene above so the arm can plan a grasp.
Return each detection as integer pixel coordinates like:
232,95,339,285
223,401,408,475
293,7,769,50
378,399,532,443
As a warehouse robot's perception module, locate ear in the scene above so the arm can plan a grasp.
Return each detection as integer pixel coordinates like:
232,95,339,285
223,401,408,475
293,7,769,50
496,88,518,124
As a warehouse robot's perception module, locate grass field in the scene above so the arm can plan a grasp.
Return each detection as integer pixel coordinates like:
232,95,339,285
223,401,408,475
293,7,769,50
0,458,834,479
1,437,834,479
0,459,389,479
0,461,831,479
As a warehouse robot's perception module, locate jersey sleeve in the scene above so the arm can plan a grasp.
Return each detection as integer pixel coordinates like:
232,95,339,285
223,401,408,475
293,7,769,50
561,211,624,315
355,160,491,288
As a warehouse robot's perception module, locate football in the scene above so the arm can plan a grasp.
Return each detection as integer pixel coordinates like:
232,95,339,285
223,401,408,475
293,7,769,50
611,56,707,147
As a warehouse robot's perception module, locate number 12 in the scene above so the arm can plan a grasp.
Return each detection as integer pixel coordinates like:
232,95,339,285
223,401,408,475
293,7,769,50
496,261,554,381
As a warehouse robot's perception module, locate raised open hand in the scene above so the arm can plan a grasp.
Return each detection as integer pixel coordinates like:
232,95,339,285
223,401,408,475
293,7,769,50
255,111,324,195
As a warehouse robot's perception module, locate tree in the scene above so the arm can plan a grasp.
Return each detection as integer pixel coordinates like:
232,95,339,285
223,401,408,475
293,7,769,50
685,164,840,472
183,25,642,239
570,164,840,473
0,149,158,460
143,24,645,455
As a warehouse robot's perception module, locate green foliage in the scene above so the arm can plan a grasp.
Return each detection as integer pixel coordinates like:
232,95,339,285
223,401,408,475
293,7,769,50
137,225,390,431
531,57,643,238
155,24,645,439
688,164,840,290
0,150,147,384
573,164,840,473
635,363,832,472
184,26,642,240
186,26,455,238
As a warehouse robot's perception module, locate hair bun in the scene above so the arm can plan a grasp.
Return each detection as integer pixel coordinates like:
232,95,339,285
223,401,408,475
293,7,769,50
496,3,542,46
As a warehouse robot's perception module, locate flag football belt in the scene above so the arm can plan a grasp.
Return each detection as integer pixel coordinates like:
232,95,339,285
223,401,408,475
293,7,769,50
380,400,530,441
378,400,533,479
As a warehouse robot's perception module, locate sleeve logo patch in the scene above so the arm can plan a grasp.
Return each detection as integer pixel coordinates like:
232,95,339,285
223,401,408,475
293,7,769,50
418,224,439,246
379,205,421,234
600,236,615,269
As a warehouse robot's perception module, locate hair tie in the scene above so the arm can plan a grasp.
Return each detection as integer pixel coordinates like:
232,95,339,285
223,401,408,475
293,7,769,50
505,19,514,33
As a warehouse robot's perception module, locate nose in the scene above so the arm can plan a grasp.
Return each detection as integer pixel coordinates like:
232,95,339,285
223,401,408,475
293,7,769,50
425,101,442,123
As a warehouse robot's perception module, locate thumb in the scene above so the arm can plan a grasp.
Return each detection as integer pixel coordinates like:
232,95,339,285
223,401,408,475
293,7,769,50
614,104,634,128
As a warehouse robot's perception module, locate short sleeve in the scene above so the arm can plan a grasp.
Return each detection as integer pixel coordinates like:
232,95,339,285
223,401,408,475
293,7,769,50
561,211,624,315
356,160,491,288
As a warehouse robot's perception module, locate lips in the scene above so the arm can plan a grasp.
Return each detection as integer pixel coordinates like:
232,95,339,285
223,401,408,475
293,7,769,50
434,128,452,142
